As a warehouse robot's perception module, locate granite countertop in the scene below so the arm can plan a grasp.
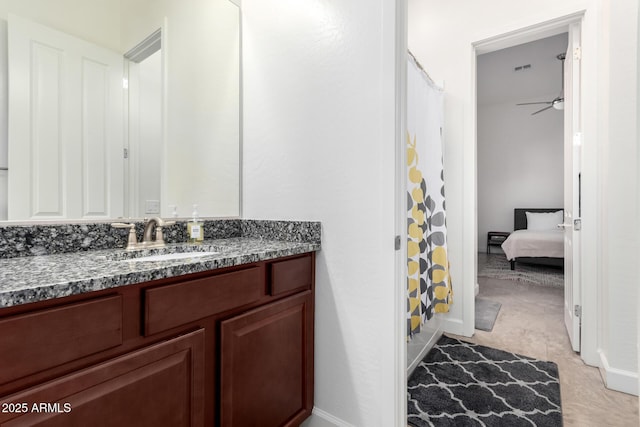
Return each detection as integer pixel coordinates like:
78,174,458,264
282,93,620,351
0,237,320,309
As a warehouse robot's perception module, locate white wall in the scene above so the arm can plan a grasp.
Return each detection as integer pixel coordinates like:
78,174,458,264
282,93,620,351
599,0,639,394
477,101,563,252
241,0,403,425
409,0,639,395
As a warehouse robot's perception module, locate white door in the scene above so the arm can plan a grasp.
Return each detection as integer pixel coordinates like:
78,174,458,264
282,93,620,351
562,23,582,352
8,15,123,220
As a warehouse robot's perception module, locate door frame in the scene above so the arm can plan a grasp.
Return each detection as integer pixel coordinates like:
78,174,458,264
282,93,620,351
394,2,408,426
471,12,590,357
123,27,166,219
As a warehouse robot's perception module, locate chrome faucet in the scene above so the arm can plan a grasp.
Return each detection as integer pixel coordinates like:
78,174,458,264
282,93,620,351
112,217,176,250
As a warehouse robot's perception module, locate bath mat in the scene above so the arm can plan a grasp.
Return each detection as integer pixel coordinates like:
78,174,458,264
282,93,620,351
475,298,501,332
408,335,562,427
478,254,564,288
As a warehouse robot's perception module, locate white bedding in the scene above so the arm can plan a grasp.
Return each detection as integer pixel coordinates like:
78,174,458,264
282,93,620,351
501,229,564,260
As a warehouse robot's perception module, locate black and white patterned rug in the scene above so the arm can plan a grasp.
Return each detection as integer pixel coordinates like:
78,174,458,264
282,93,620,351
478,254,564,288
408,336,563,426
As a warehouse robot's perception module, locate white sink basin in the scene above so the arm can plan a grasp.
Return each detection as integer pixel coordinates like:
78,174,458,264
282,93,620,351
125,251,218,262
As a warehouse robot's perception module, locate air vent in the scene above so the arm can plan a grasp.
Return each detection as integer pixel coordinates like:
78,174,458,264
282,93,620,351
514,64,532,72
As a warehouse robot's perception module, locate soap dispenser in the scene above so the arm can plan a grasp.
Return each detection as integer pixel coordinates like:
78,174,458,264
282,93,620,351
187,204,204,244
170,205,179,218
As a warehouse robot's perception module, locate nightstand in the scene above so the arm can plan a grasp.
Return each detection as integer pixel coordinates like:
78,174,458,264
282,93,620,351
487,231,510,254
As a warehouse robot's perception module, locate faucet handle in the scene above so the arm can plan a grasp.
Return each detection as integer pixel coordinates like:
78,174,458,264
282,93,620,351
111,222,134,228
156,218,176,227
111,222,138,250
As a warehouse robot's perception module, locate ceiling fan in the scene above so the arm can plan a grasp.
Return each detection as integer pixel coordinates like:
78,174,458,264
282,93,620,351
517,53,566,115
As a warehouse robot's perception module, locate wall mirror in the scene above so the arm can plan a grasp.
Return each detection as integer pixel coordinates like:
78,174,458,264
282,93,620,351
0,0,240,222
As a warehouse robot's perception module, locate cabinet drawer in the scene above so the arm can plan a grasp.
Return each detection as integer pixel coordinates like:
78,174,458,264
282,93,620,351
0,295,123,385
270,255,313,296
144,266,264,335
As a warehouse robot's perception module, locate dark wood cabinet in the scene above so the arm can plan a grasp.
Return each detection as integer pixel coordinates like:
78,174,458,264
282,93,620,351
220,291,313,427
0,252,315,427
0,295,123,385
0,330,205,427
144,265,265,336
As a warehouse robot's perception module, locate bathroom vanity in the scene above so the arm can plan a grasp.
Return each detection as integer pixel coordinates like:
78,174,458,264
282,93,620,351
0,220,320,427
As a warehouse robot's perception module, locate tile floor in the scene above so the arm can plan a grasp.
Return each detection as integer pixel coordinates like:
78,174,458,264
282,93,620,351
446,254,638,427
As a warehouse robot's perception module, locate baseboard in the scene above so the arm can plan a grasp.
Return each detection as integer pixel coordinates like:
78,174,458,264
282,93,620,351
407,328,443,375
300,407,357,427
599,351,639,396
441,316,469,337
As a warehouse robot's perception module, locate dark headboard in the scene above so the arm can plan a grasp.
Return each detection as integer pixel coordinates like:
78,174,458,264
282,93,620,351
514,208,563,231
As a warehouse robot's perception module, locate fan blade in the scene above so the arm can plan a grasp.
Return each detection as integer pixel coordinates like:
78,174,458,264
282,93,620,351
532,105,553,115
516,101,553,106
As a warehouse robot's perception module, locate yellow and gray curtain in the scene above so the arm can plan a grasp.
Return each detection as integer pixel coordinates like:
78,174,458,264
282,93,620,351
407,54,453,338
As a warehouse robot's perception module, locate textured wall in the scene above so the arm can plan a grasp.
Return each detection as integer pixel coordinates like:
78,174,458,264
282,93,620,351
241,1,401,425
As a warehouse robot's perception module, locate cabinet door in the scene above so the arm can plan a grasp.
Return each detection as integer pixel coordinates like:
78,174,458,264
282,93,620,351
220,292,313,427
0,329,205,427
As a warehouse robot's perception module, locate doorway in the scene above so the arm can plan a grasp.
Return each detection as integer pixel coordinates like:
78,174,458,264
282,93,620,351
124,29,163,218
473,16,583,353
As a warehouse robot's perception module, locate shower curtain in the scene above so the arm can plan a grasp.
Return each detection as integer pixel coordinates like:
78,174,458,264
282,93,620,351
406,54,453,339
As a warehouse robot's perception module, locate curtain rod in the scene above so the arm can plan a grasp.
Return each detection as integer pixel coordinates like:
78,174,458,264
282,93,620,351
408,49,443,91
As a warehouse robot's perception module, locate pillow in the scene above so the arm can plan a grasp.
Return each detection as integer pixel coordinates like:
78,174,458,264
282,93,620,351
526,210,563,231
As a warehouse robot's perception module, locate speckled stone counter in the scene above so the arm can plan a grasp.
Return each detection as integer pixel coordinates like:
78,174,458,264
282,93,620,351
0,219,321,259
0,220,321,308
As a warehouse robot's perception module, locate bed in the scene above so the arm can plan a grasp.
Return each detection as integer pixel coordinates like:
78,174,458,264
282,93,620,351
501,208,565,270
